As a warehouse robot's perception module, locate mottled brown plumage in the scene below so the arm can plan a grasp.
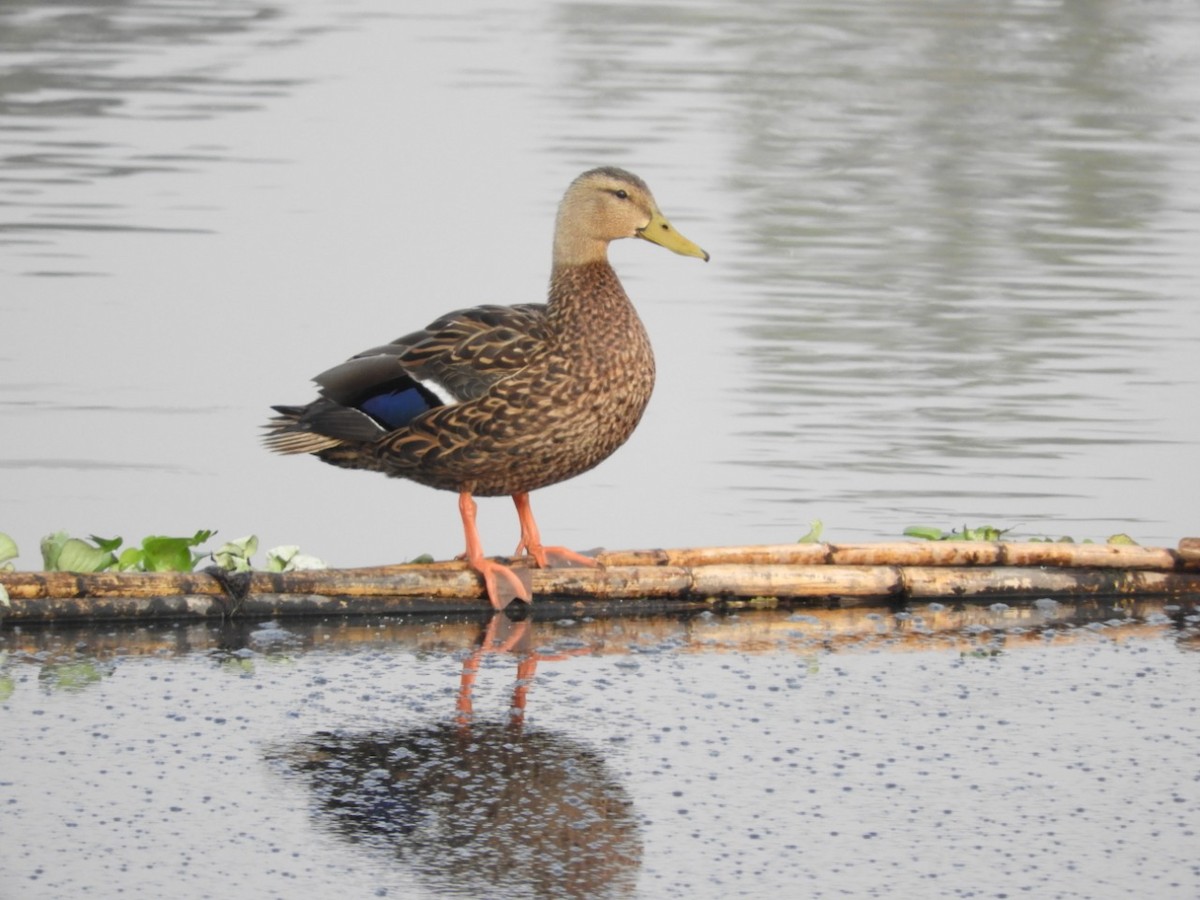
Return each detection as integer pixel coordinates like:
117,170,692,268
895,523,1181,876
265,167,707,608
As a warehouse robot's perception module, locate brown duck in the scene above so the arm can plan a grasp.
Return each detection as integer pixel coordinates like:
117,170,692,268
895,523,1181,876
265,167,708,609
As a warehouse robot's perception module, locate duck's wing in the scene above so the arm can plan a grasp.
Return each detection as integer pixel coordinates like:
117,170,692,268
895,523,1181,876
267,304,548,451
332,303,548,405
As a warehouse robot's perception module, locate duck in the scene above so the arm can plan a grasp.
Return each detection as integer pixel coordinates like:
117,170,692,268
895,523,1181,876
264,167,708,609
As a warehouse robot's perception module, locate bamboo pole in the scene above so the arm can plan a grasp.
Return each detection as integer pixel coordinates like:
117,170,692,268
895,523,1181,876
1,539,1197,623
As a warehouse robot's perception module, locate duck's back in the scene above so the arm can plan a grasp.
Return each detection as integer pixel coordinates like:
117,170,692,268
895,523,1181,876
377,261,655,496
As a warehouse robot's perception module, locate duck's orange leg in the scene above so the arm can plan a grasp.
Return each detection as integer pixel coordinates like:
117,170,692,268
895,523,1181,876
511,491,600,569
459,491,530,609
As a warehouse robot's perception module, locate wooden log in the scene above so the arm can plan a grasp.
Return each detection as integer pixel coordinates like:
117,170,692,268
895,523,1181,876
595,543,833,567
899,566,1200,599
689,564,900,598
594,540,1195,570
828,542,1003,567
0,567,481,601
2,540,1198,623
996,542,1181,570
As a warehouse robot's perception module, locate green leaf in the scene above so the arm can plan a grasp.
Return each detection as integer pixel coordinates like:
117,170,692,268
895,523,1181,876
0,532,18,567
40,531,71,570
266,545,326,572
266,545,298,572
797,520,824,544
1107,533,1138,545
906,524,1013,542
88,535,124,554
964,525,1008,542
0,584,10,609
139,536,197,572
56,538,117,573
211,535,258,573
116,548,146,571
904,526,945,541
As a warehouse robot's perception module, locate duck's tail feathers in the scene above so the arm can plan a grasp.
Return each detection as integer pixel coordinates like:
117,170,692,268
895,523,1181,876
263,406,346,455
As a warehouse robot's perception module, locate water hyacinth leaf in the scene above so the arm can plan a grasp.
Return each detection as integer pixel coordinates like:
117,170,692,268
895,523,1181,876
1107,533,1138,545
797,520,824,544
40,531,71,570
905,524,1011,542
211,535,258,573
139,536,198,572
284,552,327,571
117,547,146,570
89,535,124,554
56,538,117,573
266,545,327,572
266,545,298,572
0,532,17,568
960,525,1010,541
904,526,946,541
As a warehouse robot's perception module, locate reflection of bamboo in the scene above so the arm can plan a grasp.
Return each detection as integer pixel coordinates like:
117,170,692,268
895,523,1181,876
1,540,1197,621
1,599,1189,663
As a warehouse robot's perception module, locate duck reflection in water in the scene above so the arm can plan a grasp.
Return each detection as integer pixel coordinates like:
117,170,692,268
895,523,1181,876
283,613,643,898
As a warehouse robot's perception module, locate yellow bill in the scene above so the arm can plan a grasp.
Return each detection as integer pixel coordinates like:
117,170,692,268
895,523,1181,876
637,209,710,261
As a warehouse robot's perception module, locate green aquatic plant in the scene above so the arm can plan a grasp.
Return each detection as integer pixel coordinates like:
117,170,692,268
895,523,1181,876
904,524,1013,542
121,531,217,571
41,531,117,572
0,532,17,572
905,525,1138,545
1027,532,1138,545
209,535,327,572
211,535,259,573
263,544,326,572
40,530,216,572
19,530,327,574
797,520,824,543
0,533,15,608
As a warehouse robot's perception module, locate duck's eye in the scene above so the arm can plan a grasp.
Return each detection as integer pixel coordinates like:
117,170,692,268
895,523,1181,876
613,189,629,200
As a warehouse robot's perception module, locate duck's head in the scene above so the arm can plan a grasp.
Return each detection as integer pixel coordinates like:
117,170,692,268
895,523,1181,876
553,167,709,268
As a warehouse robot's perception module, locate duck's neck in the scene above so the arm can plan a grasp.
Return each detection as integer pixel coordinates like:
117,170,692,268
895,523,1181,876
552,233,611,269
547,261,632,328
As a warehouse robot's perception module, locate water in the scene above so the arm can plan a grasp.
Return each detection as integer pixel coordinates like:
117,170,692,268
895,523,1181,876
3,604,1200,898
2,0,1197,569
3,3,1200,895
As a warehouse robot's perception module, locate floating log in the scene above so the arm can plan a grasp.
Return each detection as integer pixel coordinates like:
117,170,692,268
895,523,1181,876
1,539,1198,623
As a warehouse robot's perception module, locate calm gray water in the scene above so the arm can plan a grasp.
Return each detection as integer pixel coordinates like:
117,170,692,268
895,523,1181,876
2,0,1197,568
3,3,1200,896
3,603,1200,898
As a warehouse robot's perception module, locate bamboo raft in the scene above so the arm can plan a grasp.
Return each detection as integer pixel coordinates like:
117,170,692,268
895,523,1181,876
2,538,1198,624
